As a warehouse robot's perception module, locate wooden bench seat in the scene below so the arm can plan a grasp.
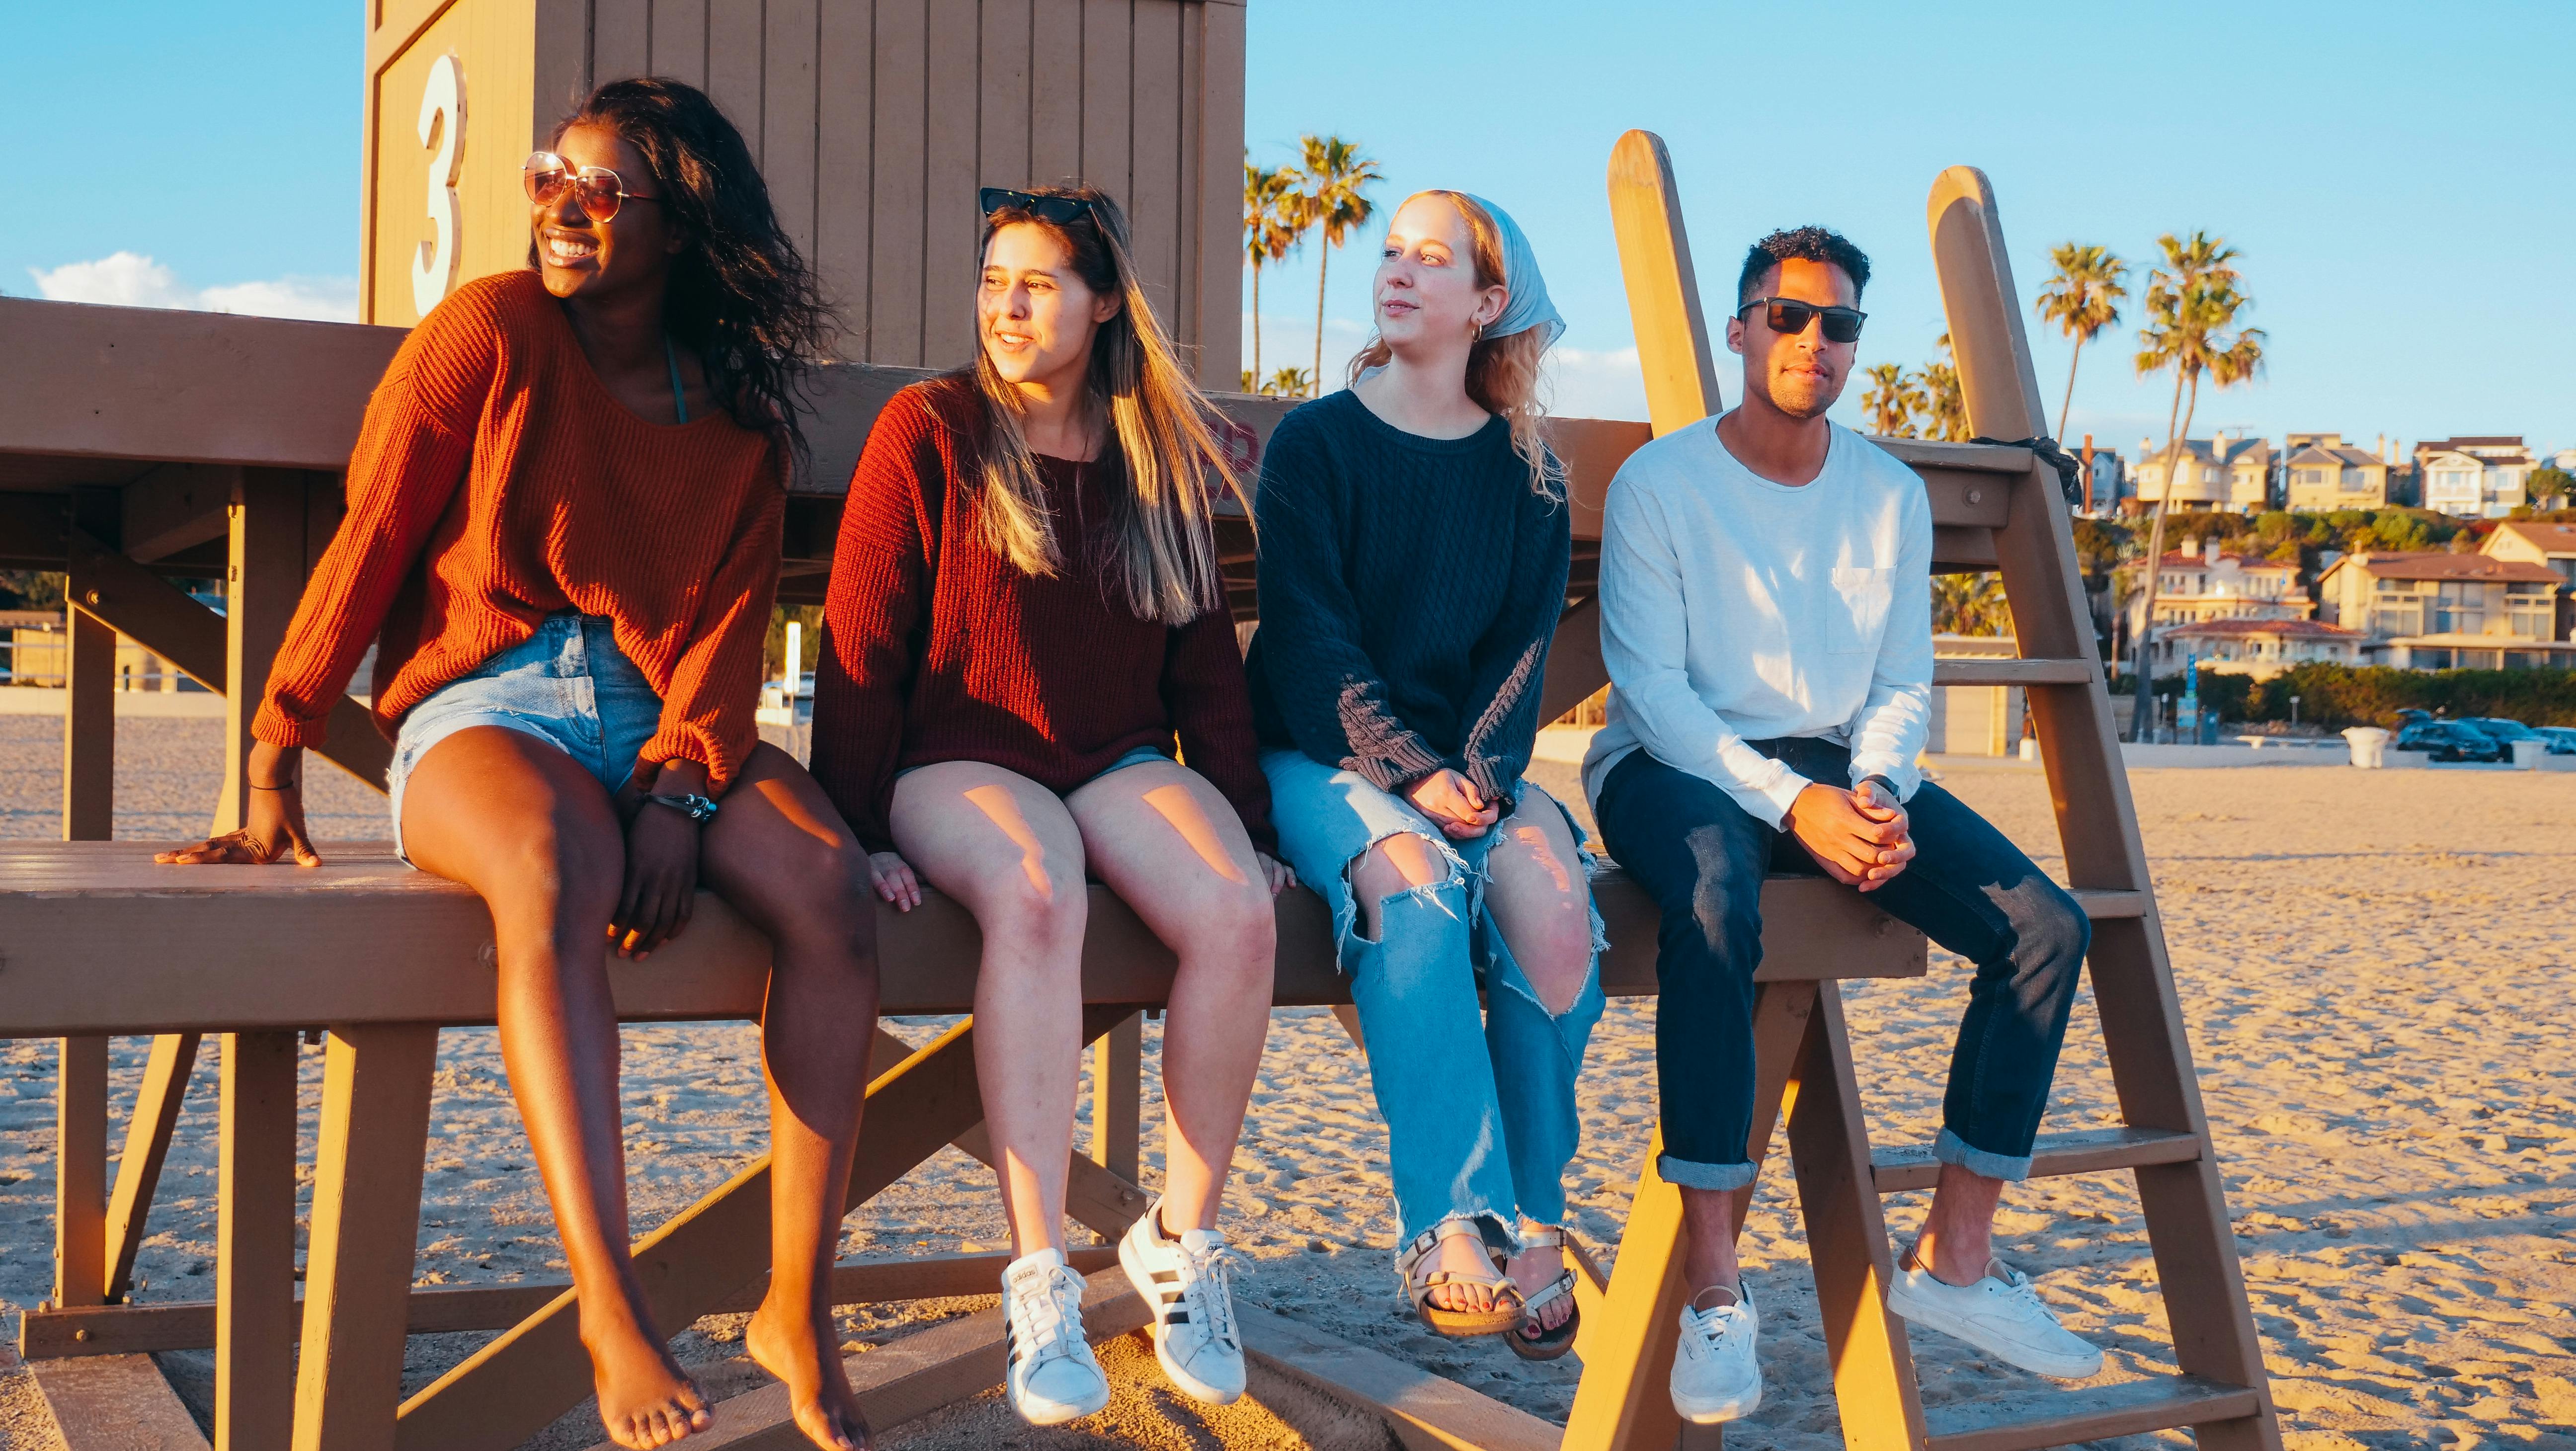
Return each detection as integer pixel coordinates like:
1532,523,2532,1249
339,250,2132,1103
0,839,1927,1035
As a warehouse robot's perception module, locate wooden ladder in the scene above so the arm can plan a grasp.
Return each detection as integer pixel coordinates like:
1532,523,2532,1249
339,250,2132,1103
1561,131,2284,1451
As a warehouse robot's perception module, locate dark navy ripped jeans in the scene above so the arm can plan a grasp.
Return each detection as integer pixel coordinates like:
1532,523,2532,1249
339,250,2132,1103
1593,738,2089,1191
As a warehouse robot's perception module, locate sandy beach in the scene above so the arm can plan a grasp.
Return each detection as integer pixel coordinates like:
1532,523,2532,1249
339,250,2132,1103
0,714,2571,1448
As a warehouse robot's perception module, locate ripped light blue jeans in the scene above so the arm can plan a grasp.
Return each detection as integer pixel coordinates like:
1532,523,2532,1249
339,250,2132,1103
1261,750,1606,1254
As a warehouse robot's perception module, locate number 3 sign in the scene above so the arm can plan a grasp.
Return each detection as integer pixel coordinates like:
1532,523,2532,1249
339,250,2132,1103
411,53,466,318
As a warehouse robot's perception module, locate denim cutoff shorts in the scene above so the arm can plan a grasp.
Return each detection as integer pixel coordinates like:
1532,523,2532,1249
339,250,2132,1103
385,612,663,865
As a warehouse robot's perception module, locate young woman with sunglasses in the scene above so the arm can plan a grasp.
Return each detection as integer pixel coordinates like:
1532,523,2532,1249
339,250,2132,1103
810,185,1284,1427
160,79,876,1451
1244,190,1601,1358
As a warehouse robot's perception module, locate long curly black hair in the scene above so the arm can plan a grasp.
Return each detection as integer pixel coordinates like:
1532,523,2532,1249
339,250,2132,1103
540,77,834,457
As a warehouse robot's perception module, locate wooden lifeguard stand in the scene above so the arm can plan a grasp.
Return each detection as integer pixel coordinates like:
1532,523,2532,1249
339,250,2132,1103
361,0,1246,383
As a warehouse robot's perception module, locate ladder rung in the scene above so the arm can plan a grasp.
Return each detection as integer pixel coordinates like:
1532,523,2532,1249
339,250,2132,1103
2072,888,2146,920
1871,1127,2201,1195
1931,657,2095,686
1924,1373,2262,1451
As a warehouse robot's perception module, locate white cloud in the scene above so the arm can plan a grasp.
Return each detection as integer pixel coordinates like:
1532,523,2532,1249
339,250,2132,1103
28,251,358,323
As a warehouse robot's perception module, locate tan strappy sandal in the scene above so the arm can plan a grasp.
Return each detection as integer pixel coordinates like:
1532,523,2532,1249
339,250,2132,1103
1395,1217,1525,1338
1505,1225,1581,1361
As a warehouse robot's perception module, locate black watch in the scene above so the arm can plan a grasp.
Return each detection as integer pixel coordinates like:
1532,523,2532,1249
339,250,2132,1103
644,791,720,823
1859,774,1901,802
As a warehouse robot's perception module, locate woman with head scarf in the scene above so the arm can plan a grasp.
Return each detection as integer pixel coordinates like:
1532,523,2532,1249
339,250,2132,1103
1245,190,1602,1358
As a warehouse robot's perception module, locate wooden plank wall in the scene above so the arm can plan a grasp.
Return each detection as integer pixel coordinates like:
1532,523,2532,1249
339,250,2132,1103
365,0,1244,386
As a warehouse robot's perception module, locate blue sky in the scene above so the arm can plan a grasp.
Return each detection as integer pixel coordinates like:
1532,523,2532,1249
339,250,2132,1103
7,1,2571,459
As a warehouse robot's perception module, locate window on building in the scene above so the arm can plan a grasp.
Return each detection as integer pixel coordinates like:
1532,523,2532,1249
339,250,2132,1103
2507,587,2551,639
2430,581,2487,636
2340,468,2369,492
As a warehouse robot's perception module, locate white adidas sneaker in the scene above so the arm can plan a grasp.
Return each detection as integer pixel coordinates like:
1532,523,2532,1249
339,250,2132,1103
1002,1247,1111,1425
1885,1255,2105,1379
1668,1287,1762,1425
1119,1200,1251,1405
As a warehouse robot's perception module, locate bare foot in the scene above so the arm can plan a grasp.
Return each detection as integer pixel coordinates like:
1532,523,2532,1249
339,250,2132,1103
746,1290,871,1451
583,1307,712,1450
1507,1246,1573,1334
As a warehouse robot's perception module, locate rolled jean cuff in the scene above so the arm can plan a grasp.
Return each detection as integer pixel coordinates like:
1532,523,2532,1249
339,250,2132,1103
1657,1153,1757,1192
1932,1126,2032,1182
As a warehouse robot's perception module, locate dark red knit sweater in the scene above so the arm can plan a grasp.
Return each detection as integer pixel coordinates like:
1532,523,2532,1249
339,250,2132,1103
810,379,1272,853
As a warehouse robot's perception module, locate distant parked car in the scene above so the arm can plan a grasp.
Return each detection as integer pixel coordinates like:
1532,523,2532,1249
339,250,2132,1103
2460,717,2540,748
2534,726,2576,756
2396,721,2506,762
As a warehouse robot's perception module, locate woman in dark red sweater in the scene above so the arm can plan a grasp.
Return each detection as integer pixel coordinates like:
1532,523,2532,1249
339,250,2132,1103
159,81,875,1451
811,187,1282,1428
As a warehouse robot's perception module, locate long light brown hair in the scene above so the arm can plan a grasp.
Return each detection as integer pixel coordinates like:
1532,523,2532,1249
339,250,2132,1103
1345,189,1563,500
965,186,1244,625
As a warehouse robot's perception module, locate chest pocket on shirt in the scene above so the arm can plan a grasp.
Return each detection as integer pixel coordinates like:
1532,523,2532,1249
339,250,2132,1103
1827,565,1893,655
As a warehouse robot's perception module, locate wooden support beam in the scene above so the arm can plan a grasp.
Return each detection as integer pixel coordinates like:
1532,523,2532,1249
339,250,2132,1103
1538,594,1606,724
62,608,115,842
26,1354,211,1451
216,1031,300,1451
103,1032,201,1301
1782,983,1924,1451
1605,130,1721,437
62,529,391,792
1241,1303,1564,1451
53,1035,110,1310
217,471,311,835
395,1018,992,1451
657,1269,1151,1451
1088,1010,1142,1185
122,463,239,564
23,1248,1121,1362
293,1024,440,1451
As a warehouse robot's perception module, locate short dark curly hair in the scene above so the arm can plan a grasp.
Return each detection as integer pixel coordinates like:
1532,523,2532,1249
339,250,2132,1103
1737,226,1871,308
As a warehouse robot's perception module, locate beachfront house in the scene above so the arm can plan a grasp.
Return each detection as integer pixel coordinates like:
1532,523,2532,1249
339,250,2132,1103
2315,551,2574,668
2281,433,2394,511
2120,536,2312,645
2482,519,2576,639
2146,618,2366,678
2131,433,2273,514
1928,633,2023,755
2413,436,2533,518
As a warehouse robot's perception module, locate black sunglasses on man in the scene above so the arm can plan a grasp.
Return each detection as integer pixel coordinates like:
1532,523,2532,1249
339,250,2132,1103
1740,296,1867,344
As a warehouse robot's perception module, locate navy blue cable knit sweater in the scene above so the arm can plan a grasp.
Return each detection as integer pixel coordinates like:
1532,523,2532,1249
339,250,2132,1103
1245,389,1571,803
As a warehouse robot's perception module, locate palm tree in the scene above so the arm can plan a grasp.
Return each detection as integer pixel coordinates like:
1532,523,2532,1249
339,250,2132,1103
2127,233,2252,737
1919,336,1971,442
1265,366,1314,398
1932,572,2012,637
2034,243,2128,441
1243,160,1300,385
1296,135,1381,397
1861,362,1923,437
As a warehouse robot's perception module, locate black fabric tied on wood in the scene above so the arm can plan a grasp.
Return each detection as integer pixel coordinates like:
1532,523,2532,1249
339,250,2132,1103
1969,435,2084,509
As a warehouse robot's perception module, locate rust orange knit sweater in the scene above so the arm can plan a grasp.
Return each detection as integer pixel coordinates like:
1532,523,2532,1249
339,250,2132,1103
252,270,785,794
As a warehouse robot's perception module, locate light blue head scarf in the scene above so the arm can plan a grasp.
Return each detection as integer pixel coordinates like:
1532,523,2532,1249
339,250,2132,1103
1457,192,1563,349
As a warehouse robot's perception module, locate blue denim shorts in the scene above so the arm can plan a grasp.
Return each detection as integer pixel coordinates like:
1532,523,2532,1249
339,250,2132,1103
386,612,663,864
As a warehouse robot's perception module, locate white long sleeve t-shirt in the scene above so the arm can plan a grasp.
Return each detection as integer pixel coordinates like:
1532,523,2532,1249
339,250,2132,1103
1580,417,1934,828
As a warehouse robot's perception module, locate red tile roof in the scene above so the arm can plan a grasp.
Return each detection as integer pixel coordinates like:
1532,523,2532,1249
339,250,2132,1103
2488,521,2576,555
2333,552,2562,583
2162,618,2364,640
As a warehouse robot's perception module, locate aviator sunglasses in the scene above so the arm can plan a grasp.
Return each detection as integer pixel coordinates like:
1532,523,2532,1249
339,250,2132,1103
523,152,662,222
979,186,1101,228
1741,297,1868,344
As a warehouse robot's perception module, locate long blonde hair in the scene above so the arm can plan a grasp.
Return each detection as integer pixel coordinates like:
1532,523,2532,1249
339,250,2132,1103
1345,189,1563,500
966,187,1245,625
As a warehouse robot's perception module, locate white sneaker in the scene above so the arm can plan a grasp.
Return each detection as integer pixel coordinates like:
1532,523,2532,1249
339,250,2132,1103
1119,1201,1251,1404
1885,1255,2105,1379
1002,1247,1111,1425
1668,1287,1762,1424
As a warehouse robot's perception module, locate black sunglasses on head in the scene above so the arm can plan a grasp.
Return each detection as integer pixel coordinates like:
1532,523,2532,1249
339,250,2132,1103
1741,296,1867,344
979,187,1099,228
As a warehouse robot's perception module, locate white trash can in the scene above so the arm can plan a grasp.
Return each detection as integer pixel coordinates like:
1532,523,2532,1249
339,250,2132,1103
2342,726,2391,769
2510,738,2545,770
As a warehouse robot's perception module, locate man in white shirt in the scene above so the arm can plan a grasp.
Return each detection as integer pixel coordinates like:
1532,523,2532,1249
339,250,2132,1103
1582,227,2103,1423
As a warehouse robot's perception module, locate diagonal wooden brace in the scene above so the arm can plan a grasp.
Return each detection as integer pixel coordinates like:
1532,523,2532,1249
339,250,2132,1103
104,1032,201,1303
